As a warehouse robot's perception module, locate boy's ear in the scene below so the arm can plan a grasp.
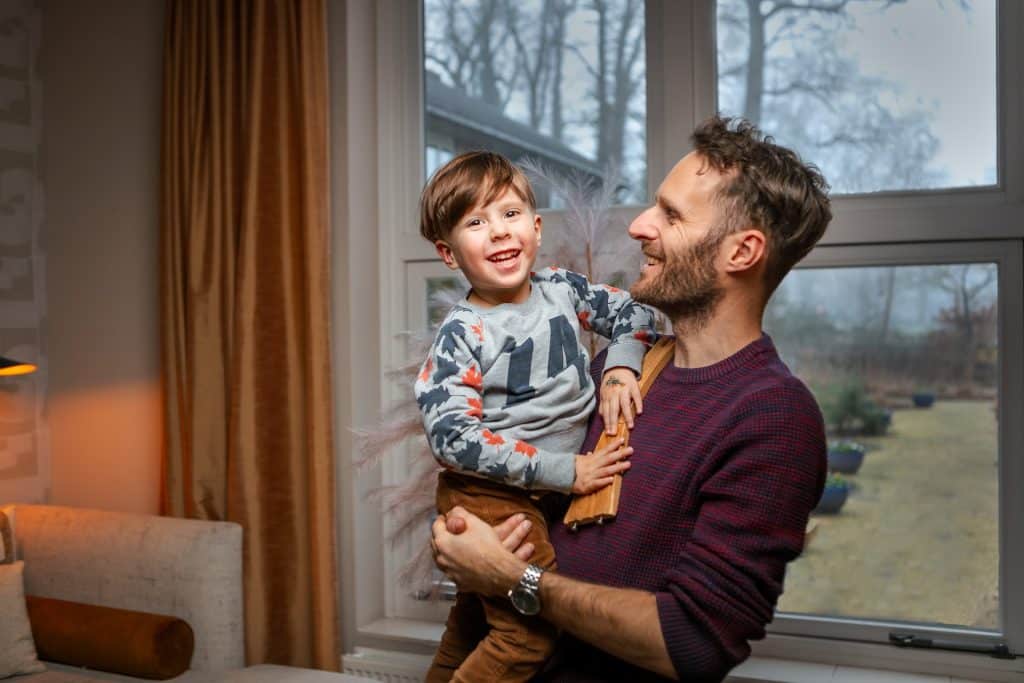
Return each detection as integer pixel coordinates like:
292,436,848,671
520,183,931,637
534,214,543,247
435,240,459,270
723,229,766,274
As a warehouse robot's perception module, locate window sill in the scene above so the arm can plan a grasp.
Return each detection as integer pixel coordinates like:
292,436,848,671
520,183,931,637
354,618,1022,683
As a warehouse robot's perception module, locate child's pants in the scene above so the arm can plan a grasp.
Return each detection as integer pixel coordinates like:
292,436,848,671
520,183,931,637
425,471,559,683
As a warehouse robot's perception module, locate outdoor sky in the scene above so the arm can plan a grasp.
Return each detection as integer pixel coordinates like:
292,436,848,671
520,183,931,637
845,0,997,187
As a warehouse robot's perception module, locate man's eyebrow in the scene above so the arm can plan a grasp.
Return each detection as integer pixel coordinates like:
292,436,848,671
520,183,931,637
656,194,683,218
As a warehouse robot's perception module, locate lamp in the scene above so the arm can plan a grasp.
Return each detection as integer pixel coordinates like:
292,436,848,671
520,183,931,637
0,356,36,377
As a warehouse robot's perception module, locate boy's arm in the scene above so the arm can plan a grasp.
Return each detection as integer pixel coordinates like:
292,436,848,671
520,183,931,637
540,268,657,375
414,313,575,493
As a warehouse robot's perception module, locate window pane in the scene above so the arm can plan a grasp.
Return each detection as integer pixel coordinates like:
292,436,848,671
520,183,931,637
423,0,647,206
769,264,999,630
716,1,997,194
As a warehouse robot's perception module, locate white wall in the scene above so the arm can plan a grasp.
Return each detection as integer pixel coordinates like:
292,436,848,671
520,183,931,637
41,0,164,514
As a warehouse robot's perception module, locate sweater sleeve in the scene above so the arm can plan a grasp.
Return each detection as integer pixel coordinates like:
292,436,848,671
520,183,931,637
654,382,827,681
413,310,577,493
537,267,658,374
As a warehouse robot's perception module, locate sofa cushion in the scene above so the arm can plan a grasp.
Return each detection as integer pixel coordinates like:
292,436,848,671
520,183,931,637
26,595,194,680
0,560,45,677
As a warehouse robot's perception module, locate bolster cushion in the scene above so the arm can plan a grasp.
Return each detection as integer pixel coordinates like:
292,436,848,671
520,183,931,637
26,595,194,680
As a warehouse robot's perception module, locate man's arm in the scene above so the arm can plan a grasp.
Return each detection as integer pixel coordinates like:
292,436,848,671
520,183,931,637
432,508,677,679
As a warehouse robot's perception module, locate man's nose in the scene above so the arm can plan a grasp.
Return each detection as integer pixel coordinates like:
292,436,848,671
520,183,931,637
628,206,658,241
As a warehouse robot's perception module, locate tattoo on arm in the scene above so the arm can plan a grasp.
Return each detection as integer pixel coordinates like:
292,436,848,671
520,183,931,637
605,377,625,387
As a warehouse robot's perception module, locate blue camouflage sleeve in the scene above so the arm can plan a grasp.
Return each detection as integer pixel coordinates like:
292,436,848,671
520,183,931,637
537,267,658,375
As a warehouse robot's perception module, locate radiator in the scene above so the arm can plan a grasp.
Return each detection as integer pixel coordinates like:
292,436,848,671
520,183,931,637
342,647,432,682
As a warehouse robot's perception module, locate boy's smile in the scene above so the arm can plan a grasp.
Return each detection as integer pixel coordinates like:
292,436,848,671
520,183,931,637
435,186,542,308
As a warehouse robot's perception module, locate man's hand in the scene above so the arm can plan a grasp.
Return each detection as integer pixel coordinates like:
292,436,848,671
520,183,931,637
572,437,633,494
432,507,530,597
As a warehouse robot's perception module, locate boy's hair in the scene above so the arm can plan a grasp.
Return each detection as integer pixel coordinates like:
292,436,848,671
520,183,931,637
420,151,537,243
692,116,832,296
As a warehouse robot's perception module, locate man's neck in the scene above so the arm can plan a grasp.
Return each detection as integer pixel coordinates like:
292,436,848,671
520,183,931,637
671,295,764,369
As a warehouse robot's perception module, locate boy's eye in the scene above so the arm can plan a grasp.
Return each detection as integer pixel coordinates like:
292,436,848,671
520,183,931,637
505,209,520,218
466,218,483,227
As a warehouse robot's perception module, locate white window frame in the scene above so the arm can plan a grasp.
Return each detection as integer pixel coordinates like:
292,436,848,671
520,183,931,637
331,0,1024,678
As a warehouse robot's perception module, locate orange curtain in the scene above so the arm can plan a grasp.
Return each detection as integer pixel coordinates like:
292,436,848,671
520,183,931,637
160,0,339,669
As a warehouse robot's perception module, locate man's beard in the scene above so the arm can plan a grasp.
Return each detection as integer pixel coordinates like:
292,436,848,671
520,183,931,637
630,229,725,329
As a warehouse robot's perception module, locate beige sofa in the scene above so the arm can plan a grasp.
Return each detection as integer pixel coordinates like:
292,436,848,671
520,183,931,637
7,504,371,683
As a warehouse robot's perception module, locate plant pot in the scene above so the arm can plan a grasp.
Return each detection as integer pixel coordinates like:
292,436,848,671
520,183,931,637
828,447,865,474
814,485,848,514
912,392,935,408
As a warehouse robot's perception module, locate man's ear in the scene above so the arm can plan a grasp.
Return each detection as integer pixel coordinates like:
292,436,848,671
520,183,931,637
435,241,459,270
724,229,766,274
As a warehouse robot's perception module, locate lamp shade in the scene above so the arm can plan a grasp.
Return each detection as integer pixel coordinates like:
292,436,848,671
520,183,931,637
0,356,37,376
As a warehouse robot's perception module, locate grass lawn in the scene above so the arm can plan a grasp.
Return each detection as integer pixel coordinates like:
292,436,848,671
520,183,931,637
776,399,999,630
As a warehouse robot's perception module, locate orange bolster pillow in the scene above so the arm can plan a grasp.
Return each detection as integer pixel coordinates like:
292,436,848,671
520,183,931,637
25,595,194,680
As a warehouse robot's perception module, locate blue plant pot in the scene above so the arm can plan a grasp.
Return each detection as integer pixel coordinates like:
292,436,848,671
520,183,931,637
815,486,849,515
828,448,865,474
912,392,935,408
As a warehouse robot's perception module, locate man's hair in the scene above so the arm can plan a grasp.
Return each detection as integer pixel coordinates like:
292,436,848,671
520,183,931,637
419,151,537,243
692,115,832,296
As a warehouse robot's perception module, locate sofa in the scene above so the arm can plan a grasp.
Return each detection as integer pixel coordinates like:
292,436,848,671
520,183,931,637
5,504,372,683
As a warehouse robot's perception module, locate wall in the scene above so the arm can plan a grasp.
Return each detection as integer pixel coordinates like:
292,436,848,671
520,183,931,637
40,0,164,513
0,0,46,505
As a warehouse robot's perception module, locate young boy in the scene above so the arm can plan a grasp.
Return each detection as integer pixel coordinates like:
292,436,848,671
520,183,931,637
415,151,657,683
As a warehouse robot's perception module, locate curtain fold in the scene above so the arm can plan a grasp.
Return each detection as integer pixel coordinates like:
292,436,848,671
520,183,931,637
160,0,339,669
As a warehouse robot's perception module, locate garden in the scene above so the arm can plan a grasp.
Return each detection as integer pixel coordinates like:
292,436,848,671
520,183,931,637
766,264,999,630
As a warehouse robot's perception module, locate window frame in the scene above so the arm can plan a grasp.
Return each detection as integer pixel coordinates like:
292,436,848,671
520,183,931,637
332,0,1024,677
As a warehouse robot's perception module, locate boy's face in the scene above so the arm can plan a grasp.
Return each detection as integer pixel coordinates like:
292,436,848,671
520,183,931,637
435,185,542,307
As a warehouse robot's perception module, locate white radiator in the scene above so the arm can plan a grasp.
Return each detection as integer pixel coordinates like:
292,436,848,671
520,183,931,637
342,647,432,682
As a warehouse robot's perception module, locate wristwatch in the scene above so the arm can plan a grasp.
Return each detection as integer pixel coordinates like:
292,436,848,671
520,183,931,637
508,563,545,616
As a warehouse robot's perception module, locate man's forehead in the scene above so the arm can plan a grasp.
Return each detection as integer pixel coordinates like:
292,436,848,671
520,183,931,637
658,152,727,203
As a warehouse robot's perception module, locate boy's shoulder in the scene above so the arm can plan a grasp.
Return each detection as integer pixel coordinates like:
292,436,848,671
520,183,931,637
532,266,591,299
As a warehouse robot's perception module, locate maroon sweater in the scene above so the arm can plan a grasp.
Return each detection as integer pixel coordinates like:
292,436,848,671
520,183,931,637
543,335,827,682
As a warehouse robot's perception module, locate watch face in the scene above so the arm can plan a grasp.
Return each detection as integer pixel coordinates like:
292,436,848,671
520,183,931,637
510,586,541,616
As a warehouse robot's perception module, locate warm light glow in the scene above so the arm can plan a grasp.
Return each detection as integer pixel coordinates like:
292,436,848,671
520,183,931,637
0,357,37,376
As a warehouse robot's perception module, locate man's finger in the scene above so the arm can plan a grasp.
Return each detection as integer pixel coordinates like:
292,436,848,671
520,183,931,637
493,513,528,541
633,385,644,415
513,541,535,562
499,517,533,553
446,515,467,534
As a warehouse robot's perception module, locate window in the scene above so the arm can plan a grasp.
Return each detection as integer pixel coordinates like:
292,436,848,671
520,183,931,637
340,1,1024,677
716,0,998,194
423,0,647,205
768,261,999,630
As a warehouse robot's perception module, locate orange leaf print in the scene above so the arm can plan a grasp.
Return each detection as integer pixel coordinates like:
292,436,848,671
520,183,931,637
514,440,538,458
577,311,591,330
419,357,433,382
462,365,483,391
634,330,654,345
482,429,505,445
466,397,483,418
471,322,485,342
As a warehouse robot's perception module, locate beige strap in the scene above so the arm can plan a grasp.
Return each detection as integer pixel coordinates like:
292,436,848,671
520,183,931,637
563,336,675,530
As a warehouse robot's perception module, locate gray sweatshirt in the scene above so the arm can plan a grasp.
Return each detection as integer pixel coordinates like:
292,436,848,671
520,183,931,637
414,267,658,493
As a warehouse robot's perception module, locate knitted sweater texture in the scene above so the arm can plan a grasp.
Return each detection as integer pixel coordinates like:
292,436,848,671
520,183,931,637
544,335,827,682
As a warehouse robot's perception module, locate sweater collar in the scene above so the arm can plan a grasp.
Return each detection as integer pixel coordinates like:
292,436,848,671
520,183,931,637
659,333,776,384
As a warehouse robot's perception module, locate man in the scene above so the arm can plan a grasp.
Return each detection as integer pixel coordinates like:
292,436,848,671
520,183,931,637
431,116,832,682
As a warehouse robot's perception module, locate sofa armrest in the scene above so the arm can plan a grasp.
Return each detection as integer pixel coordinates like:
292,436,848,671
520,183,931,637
10,504,244,671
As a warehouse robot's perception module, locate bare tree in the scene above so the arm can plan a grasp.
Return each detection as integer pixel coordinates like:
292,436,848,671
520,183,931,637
717,0,961,193
936,265,997,392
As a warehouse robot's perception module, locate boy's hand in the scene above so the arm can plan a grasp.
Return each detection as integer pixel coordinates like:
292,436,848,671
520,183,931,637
572,437,633,495
600,366,643,435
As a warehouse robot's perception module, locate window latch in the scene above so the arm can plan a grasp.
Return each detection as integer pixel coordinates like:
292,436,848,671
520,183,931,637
889,633,1015,659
